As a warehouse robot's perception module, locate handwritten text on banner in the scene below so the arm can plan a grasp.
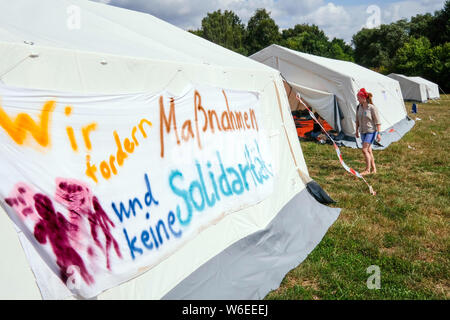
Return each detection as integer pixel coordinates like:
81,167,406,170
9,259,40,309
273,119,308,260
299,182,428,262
0,83,275,298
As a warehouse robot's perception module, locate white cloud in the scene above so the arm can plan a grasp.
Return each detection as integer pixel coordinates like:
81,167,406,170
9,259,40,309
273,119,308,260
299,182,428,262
90,0,446,43
304,3,350,26
300,3,351,40
382,0,445,23
92,0,324,29
291,0,446,43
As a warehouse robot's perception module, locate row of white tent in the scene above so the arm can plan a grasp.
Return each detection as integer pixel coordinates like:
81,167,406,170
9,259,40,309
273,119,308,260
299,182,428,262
250,45,408,137
388,73,440,102
0,0,434,300
250,45,438,142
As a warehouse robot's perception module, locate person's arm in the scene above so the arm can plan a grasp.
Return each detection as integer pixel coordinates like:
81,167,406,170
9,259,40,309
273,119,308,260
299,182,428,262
371,106,382,141
375,124,381,141
355,107,360,138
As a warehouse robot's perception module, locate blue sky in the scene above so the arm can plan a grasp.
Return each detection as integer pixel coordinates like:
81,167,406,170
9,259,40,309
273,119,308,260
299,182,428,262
92,0,446,43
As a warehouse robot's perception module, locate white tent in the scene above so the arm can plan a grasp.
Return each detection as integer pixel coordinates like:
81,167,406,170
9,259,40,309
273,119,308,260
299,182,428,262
388,73,440,102
250,45,413,146
0,0,340,299
388,73,429,102
410,76,440,100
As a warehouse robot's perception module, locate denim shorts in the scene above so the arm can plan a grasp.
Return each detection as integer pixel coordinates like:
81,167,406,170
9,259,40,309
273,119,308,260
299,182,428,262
361,132,377,144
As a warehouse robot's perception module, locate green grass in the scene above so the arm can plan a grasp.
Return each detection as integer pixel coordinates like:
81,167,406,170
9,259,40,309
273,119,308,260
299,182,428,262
265,95,450,300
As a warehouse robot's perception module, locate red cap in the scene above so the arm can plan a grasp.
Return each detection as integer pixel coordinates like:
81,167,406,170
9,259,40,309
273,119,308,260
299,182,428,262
357,88,369,99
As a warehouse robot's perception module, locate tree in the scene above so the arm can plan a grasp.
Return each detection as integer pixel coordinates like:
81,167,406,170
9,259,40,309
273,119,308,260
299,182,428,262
352,20,410,70
430,42,450,91
245,9,280,55
328,38,354,62
353,28,384,67
280,24,329,56
280,24,354,61
428,0,450,46
281,24,327,43
393,37,450,91
190,10,353,62
189,10,247,55
409,13,434,40
394,37,432,75
188,29,203,37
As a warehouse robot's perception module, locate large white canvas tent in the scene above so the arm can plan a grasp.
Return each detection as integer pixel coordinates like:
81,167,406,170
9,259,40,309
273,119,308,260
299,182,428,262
0,0,340,299
388,73,440,101
388,73,428,102
250,45,415,149
410,76,440,100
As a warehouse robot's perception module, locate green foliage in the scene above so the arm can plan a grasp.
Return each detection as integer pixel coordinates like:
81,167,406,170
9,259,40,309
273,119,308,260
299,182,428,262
281,24,328,54
245,9,280,55
328,38,355,62
190,1,448,90
431,43,450,90
281,24,325,40
282,32,328,57
278,24,354,61
352,20,410,70
394,36,432,75
192,9,355,62
409,13,434,40
189,10,247,55
353,0,449,91
428,0,450,46
398,1,449,46
394,37,450,91
188,29,203,37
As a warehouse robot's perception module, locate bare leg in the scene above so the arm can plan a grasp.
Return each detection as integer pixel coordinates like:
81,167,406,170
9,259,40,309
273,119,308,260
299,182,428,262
369,146,377,174
361,143,371,175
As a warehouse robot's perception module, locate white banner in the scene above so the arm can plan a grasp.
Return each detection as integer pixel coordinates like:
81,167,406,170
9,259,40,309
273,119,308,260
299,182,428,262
0,83,275,298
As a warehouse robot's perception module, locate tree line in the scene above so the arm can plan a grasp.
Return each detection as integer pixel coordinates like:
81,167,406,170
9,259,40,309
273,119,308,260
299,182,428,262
189,1,449,91
189,8,354,62
353,0,449,92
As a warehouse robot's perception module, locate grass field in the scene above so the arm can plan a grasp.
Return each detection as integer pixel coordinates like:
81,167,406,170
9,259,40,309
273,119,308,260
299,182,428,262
265,95,449,300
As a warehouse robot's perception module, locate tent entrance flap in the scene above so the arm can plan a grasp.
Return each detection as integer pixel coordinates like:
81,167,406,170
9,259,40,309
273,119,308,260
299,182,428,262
333,95,344,133
283,79,343,133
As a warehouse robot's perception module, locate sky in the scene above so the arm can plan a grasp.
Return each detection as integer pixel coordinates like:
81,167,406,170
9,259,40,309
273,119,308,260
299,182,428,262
92,0,446,43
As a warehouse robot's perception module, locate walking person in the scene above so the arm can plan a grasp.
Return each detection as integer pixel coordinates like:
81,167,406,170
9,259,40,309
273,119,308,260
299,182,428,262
355,88,381,175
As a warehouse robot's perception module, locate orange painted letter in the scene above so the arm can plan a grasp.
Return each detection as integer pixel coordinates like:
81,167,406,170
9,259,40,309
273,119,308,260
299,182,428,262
160,96,180,158
0,100,56,147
